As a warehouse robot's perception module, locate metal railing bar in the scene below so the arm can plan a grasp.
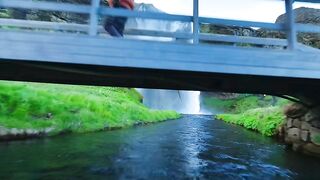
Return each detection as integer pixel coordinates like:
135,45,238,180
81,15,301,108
99,7,193,22
199,33,288,46
200,17,285,31
296,23,320,33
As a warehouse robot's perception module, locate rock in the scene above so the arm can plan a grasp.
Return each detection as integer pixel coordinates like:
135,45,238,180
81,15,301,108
311,120,320,128
9,128,19,136
301,122,312,131
44,127,54,134
286,118,293,128
301,130,310,142
26,129,34,135
304,110,320,122
292,143,303,152
286,128,301,143
283,104,308,119
292,119,302,128
0,127,8,136
46,113,53,119
310,127,320,146
303,143,320,157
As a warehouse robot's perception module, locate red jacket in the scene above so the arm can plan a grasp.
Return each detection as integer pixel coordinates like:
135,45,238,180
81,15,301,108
108,0,134,10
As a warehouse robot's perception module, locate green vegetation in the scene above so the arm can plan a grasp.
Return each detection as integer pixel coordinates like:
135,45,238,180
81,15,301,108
0,81,180,136
204,94,290,136
313,135,320,144
216,107,285,136
0,9,10,18
203,95,288,113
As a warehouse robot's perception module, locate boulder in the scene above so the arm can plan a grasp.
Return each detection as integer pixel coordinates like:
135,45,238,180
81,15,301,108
311,120,320,128
292,119,302,128
286,128,301,143
305,110,320,122
301,130,310,142
301,121,312,131
283,104,307,119
286,118,293,128
303,143,320,157
0,127,8,136
9,128,19,136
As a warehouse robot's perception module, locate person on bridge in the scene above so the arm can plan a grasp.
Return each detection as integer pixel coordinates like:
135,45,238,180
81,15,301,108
104,0,135,37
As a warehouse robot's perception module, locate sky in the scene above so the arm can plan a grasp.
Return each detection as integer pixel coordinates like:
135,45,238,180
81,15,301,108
135,0,320,23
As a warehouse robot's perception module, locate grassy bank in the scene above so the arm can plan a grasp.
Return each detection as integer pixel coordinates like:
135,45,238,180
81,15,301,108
204,95,289,136
216,107,285,136
0,81,180,137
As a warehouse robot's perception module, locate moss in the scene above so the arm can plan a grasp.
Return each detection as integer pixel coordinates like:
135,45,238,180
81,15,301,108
313,135,320,144
216,107,285,136
0,81,180,136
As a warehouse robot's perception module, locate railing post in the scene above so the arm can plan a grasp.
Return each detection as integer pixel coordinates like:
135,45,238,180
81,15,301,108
285,0,297,50
89,0,100,36
193,0,199,44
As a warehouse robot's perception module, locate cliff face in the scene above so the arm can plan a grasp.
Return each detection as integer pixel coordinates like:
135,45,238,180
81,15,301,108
202,7,320,49
260,7,320,48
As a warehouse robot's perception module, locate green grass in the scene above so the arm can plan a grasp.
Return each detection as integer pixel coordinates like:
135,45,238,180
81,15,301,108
203,95,289,113
216,107,285,136
203,94,290,136
0,81,180,135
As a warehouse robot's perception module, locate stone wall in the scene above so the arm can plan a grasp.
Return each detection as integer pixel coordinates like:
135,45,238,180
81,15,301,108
283,104,320,157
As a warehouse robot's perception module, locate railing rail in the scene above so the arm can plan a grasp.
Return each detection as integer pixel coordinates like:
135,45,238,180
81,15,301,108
0,0,319,49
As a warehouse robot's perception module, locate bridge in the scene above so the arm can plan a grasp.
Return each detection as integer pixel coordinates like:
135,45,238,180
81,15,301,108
1,0,320,105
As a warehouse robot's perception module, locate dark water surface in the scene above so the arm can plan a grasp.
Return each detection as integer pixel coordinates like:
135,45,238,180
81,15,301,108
0,115,319,179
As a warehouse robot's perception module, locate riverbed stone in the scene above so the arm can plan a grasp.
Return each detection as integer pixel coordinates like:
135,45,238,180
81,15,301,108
0,127,8,136
301,130,310,142
286,118,293,128
286,128,301,143
44,127,54,134
9,128,19,136
292,143,304,151
304,109,320,122
292,119,302,128
310,120,320,128
284,104,308,118
301,122,312,131
303,143,320,157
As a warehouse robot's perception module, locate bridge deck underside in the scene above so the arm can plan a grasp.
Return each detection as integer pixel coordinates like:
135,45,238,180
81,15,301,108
0,31,320,97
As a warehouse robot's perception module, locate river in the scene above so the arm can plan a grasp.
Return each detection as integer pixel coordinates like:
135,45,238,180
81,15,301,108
0,115,319,179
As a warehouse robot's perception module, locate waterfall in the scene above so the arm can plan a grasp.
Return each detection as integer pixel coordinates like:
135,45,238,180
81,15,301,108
125,3,201,114
138,89,201,114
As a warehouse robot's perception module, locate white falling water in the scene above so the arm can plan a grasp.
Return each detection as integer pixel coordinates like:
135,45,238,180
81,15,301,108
138,89,201,114
126,3,201,114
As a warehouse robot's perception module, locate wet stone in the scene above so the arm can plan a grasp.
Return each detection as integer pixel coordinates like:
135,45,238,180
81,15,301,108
310,120,320,128
303,143,320,157
286,118,293,128
301,122,312,131
292,119,302,128
286,128,301,143
301,130,310,142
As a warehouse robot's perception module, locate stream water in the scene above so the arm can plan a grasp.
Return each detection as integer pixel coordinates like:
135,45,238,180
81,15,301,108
0,115,319,179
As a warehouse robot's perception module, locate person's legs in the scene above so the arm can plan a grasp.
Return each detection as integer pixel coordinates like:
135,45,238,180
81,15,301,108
113,17,128,36
104,17,123,37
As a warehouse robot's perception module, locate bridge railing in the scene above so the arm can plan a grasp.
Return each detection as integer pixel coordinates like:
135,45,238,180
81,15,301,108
0,0,320,49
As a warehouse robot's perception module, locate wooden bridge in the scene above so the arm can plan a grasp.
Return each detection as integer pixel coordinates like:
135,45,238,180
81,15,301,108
1,0,320,104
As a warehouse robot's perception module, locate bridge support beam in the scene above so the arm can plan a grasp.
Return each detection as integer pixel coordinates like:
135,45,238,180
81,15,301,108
193,0,199,44
89,0,100,36
285,0,297,50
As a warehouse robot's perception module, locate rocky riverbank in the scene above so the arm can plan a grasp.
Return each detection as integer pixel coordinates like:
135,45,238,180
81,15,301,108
282,104,320,157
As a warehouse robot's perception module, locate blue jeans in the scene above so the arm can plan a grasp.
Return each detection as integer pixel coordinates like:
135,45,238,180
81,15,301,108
104,7,128,37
